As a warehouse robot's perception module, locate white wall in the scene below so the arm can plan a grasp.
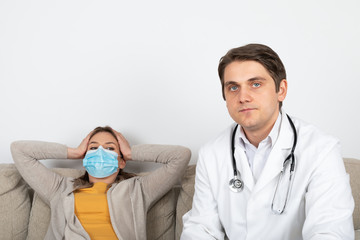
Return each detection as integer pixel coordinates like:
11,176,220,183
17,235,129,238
1,0,359,170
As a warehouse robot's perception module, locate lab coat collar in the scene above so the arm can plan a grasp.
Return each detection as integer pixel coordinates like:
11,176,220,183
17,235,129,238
252,110,294,194
234,146,255,191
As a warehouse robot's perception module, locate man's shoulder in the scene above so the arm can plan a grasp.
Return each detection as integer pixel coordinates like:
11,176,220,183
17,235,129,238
290,116,340,158
292,116,339,143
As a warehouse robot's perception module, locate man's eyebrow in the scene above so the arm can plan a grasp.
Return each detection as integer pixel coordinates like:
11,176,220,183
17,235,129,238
225,77,267,86
248,77,267,82
224,81,239,86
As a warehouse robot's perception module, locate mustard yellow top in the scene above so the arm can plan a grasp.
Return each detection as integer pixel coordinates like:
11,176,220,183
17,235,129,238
74,182,117,240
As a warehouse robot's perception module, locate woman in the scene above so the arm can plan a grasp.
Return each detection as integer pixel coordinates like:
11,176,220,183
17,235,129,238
11,126,191,240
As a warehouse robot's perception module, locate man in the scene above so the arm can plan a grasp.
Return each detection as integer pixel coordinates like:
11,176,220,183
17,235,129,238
181,44,354,239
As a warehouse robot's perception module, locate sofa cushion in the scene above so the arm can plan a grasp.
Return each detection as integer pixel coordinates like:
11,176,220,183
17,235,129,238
0,164,31,240
146,187,179,239
175,165,196,240
356,229,360,240
135,171,180,239
344,158,360,230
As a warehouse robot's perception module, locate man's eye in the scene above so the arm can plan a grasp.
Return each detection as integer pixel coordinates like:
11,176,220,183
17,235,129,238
253,83,261,88
90,147,98,150
230,86,238,91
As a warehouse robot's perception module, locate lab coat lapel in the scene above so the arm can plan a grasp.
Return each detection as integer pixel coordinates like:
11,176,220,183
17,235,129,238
235,147,255,191
253,113,294,195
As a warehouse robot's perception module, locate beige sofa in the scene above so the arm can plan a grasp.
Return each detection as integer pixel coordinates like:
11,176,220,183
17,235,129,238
0,158,359,240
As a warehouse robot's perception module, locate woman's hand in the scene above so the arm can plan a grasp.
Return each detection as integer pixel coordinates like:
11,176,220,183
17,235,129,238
67,132,92,159
112,129,132,161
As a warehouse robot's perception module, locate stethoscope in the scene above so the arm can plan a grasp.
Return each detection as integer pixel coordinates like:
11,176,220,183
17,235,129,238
229,114,297,214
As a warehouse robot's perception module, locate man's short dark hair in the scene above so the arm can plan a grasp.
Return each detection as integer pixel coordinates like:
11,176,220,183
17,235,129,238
218,43,286,107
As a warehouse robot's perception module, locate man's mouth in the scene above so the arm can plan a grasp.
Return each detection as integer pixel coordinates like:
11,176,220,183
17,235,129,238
239,108,255,113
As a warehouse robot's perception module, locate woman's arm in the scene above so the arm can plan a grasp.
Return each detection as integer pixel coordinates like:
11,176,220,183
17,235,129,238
112,129,191,207
11,141,69,204
131,144,191,208
10,135,90,204
112,129,191,208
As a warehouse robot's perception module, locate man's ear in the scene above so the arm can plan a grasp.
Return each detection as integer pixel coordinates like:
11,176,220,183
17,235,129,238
277,79,287,102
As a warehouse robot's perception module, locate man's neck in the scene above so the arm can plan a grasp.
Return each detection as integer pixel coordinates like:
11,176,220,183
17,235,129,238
244,127,273,148
242,112,281,148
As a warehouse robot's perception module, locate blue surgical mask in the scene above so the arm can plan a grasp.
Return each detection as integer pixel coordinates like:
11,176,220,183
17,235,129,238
83,146,119,178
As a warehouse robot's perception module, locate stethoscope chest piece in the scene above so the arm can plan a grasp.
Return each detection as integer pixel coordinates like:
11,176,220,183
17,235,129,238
229,175,244,193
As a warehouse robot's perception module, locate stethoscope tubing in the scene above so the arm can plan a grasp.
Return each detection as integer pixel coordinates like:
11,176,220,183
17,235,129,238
229,114,297,193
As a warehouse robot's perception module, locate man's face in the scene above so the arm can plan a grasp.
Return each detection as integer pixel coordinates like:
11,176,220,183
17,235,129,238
224,60,287,136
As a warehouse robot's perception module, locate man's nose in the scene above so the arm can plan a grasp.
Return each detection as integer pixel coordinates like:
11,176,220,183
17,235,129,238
238,87,252,103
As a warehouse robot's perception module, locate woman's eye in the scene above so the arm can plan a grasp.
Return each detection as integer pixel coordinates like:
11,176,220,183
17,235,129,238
107,147,115,151
90,147,98,150
253,82,261,88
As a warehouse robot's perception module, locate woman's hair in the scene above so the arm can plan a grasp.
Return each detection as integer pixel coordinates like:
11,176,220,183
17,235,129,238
73,126,136,189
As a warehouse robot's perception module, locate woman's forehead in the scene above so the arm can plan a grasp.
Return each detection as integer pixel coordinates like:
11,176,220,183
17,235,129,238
89,132,117,143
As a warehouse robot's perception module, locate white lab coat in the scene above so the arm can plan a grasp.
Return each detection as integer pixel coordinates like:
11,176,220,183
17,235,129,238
181,113,354,240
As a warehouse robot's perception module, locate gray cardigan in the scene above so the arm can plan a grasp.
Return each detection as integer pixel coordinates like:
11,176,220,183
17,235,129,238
11,141,191,240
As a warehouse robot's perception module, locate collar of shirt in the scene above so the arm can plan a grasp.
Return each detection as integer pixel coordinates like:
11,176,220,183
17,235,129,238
236,112,282,182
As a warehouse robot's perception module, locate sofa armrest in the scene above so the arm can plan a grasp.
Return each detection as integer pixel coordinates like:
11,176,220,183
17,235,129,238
344,158,360,231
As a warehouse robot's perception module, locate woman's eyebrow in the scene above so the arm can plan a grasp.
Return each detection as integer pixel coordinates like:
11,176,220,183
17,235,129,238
88,141,116,145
